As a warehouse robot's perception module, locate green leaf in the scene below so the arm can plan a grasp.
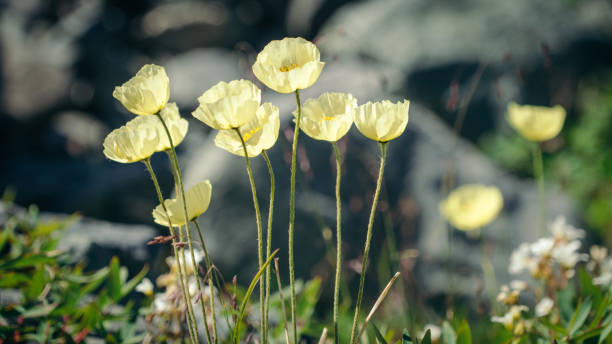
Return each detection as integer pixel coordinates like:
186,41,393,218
569,298,592,336
422,329,432,344
24,267,46,300
20,303,57,318
558,287,576,325
456,320,472,344
232,249,278,344
442,321,457,344
0,254,53,269
599,314,612,344
120,265,149,299
108,256,121,302
402,329,415,344
370,323,389,344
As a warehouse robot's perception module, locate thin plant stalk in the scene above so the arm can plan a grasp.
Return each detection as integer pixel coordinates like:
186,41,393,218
289,89,302,344
156,112,210,344
332,141,342,344
274,258,291,344
233,128,265,344
356,272,401,342
349,141,388,344
143,158,198,344
193,220,218,344
262,150,275,343
532,143,546,235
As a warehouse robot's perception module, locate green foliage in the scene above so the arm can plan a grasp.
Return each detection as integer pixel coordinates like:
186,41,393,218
0,203,146,342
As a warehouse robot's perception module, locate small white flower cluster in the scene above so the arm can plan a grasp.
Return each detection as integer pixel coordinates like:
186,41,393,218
509,216,588,280
492,216,610,338
588,246,612,286
134,250,218,339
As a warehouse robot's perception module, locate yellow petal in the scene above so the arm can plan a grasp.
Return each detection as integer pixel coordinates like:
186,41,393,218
295,92,356,142
102,123,158,163
152,181,213,227
192,79,261,130
214,102,280,157
252,37,325,93
440,184,503,231
507,102,566,142
354,100,410,142
125,102,189,152
112,64,170,116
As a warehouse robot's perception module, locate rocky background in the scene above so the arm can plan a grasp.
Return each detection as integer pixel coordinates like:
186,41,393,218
1,0,611,309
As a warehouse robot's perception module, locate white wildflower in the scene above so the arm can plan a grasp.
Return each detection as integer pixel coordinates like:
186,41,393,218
535,297,554,317
530,238,555,257
135,277,154,296
549,216,584,243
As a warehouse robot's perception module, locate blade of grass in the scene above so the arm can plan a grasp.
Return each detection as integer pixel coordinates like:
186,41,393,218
356,272,401,342
232,249,279,344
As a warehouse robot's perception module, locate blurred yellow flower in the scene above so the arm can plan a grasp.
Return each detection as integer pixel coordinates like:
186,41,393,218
252,37,325,93
440,184,503,231
507,102,566,142
192,79,261,130
102,123,158,163
214,103,280,157
126,102,188,152
152,180,212,227
113,64,170,116
354,100,410,142
295,92,356,142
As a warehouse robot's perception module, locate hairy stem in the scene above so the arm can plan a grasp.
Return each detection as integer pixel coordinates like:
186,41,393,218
233,127,265,344
533,144,546,235
289,89,302,344
143,158,198,343
262,150,275,344
349,142,388,344
156,112,209,344
332,142,342,344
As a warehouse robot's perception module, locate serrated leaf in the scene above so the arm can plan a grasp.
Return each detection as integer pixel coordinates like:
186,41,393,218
443,321,457,344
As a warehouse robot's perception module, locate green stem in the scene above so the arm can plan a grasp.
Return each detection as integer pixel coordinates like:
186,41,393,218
193,220,218,344
349,141,388,344
332,142,342,344
289,89,302,344
233,127,265,344
532,144,546,235
143,159,198,343
262,150,275,344
156,112,209,344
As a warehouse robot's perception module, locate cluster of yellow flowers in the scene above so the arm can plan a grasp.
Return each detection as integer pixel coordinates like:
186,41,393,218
102,35,569,343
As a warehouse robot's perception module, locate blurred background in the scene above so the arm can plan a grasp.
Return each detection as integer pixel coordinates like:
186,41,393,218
1,0,612,331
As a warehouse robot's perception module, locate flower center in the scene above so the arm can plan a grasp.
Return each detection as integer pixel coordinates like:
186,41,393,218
280,63,300,72
242,126,262,141
323,116,335,121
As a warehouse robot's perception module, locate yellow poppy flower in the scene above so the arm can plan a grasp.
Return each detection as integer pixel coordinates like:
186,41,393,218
152,181,213,227
353,100,410,142
214,102,280,157
507,102,566,142
252,37,325,93
113,64,170,116
192,79,261,130
102,123,159,163
440,184,503,231
126,102,188,152
295,92,356,142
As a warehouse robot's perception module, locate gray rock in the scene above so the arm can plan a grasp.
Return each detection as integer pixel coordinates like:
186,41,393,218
318,0,612,72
